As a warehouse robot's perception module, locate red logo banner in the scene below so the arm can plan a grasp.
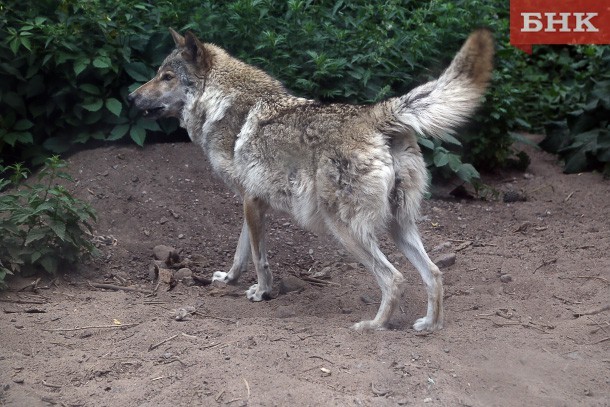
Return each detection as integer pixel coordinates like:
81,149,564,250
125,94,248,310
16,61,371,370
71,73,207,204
510,1,610,53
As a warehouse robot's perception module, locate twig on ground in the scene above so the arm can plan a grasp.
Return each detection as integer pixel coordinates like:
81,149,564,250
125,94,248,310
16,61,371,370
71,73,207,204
0,298,46,305
88,281,153,294
193,311,237,324
552,294,582,305
149,334,180,351
559,275,609,285
243,377,251,400
42,380,62,388
573,304,610,318
298,275,341,286
19,278,41,292
533,258,557,273
215,390,225,402
44,323,138,332
589,337,609,345
309,355,335,365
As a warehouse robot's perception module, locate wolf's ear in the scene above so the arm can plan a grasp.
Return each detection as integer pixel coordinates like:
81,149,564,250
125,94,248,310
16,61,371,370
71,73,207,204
169,27,185,48
183,31,212,71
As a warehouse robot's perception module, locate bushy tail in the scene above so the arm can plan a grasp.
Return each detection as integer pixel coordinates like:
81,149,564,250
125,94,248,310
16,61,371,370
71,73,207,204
389,29,494,139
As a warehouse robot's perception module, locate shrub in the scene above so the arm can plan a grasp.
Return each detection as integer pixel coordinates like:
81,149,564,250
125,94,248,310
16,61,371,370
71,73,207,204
0,0,177,164
0,156,97,287
535,46,610,176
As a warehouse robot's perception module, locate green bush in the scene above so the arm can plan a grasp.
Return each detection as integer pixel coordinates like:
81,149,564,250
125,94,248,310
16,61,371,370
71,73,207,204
1,0,520,185
0,156,97,287
10,0,605,182
0,0,177,164
534,46,610,176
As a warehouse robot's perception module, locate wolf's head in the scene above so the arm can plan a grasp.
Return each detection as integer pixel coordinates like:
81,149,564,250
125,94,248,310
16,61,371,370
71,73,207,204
127,28,212,120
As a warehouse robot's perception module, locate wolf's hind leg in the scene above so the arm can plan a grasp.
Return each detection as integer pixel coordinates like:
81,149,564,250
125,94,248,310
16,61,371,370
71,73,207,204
212,220,251,284
390,219,444,331
327,221,405,331
243,196,272,301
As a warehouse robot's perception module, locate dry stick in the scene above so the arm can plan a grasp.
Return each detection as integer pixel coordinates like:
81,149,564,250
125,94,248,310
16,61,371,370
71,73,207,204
193,311,236,324
148,334,180,351
243,377,251,400
299,275,341,287
44,323,138,332
590,337,610,345
552,294,582,305
88,281,153,294
576,276,609,285
573,304,610,318
0,298,46,305
42,380,62,389
309,355,335,365
215,390,225,402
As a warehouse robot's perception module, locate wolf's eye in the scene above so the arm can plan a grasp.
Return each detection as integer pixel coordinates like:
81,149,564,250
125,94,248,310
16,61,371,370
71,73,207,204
160,72,174,81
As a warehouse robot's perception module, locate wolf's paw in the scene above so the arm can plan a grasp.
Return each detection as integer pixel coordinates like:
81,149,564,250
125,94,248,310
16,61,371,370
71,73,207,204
413,316,443,332
351,320,387,332
212,271,231,284
245,284,269,302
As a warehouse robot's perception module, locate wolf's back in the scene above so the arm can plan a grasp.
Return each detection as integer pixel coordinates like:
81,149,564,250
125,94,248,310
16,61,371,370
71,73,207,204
388,29,494,140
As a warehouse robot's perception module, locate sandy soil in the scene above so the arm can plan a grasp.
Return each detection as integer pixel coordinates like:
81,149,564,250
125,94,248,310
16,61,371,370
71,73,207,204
1,141,608,407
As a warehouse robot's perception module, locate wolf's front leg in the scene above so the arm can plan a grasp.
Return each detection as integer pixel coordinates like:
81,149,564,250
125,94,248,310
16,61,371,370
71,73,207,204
243,196,272,301
212,220,250,284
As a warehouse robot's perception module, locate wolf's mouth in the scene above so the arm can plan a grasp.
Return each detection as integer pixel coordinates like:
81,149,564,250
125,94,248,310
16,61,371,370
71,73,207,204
142,106,164,118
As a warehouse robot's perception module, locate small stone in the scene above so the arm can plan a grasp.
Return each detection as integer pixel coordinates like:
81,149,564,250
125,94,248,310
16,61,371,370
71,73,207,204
175,268,193,280
278,276,307,294
424,398,433,403
311,266,332,280
13,378,24,384
500,274,513,283
159,217,169,224
434,253,456,269
153,245,176,262
503,190,527,203
178,234,185,239
431,241,452,253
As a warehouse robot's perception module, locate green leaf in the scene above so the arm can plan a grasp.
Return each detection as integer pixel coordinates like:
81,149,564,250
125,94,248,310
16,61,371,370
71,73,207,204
25,229,47,246
92,55,112,69
49,220,67,241
105,98,122,116
441,133,462,146
130,126,146,146
43,137,72,153
39,256,58,274
433,151,449,167
456,163,480,182
108,124,130,141
82,99,103,112
124,62,152,81
13,119,34,131
74,58,90,76
418,138,435,150
3,132,33,146
80,84,100,95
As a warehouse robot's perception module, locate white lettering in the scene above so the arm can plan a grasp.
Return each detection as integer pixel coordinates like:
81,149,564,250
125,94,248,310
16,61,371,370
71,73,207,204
544,13,571,32
522,13,543,32
573,12,599,32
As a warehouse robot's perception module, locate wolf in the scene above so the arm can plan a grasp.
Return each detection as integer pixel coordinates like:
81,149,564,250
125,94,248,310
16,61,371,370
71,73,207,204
128,28,493,331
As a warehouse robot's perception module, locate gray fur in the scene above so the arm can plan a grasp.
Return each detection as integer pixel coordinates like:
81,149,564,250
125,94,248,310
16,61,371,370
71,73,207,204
128,28,494,331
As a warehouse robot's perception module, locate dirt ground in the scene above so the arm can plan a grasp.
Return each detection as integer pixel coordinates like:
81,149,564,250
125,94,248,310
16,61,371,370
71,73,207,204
0,139,608,407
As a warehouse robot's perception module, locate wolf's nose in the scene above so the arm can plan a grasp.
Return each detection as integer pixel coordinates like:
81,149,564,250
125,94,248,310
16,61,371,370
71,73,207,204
127,92,136,104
